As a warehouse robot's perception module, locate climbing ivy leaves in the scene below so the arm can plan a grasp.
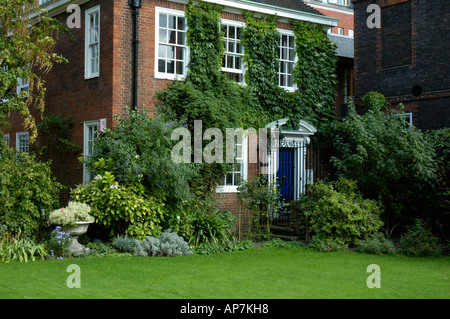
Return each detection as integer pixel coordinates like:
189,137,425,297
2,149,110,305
291,21,338,128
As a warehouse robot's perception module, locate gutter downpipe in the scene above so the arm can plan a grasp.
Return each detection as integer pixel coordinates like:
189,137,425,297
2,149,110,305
129,0,141,110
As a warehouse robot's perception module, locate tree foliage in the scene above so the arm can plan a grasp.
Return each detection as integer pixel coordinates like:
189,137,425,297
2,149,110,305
0,0,69,141
328,96,441,236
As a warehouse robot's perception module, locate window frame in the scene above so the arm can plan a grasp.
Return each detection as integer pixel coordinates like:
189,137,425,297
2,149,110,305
16,131,29,153
83,120,99,182
85,5,100,79
3,133,10,146
221,20,245,85
154,7,188,80
278,30,296,92
216,135,248,193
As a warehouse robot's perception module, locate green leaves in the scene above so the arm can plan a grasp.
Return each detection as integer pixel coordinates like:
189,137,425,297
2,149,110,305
0,144,61,237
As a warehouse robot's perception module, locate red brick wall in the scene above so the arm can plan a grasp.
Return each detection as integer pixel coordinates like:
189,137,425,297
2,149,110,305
314,7,354,36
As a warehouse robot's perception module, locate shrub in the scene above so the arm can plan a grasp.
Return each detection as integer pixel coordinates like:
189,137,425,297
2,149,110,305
189,210,234,246
0,145,61,237
307,235,348,252
397,219,442,257
111,235,138,253
71,171,164,239
357,232,396,255
43,226,72,258
83,108,199,213
134,229,192,257
0,231,46,262
261,237,305,249
304,178,383,245
48,201,94,226
192,240,254,255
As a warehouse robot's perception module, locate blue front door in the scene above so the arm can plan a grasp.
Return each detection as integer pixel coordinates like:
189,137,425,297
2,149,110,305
277,148,295,209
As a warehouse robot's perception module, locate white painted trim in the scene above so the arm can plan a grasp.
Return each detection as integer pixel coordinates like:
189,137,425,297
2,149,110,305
16,131,29,153
197,0,339,26
83,120,99,182
154,7,189,81
3,133,10,146
215,135,248,193
85,5,100,80
277,29,297,92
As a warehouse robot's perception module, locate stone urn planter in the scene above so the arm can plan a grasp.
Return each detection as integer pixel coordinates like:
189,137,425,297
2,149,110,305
63,221,94,254
49,201,95,255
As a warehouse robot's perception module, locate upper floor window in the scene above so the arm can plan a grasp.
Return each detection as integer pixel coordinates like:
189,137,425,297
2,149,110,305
221,22,245,84
325,0,351,6
16,77,29,95
155,8,187,80
3,134,10,146
278,32,295,90
85,6,100,79
16,131,29,153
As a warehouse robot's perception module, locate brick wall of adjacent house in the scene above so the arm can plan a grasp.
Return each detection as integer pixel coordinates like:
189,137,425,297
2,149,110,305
353,0,450,130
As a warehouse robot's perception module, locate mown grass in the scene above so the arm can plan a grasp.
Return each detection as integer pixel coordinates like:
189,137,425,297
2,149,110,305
0,248,449,299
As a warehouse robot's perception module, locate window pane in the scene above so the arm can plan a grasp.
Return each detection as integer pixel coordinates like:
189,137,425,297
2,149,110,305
159,13,167,28
167,60,174,74
176,61,184,75
159,29,167,43
158,45,166,58
169,15,176,29
178,17,185,30
168,30,176,44
158,59,166,73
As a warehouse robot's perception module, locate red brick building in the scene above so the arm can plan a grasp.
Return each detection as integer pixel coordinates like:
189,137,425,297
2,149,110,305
3,0,340,225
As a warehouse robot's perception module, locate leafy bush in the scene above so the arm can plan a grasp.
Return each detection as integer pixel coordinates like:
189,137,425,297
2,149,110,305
0,144,62,237
261,237,304,249
83,108,199,214
112,235,138,253
43,226,72,258
237,175,285,239
0,231,46,262
192,240,254,255
303,178,383,245
307,235,348,252
357,232,396,255
71,171,164,239
328,97,438,237
189,210,234,246
397,219,442,257
48,201,94,226
134,229,192,257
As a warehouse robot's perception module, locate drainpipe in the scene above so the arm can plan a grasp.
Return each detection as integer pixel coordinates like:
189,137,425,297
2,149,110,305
129,0,142,110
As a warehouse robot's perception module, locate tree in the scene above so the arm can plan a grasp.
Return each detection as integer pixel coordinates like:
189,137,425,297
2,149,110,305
329,95,438,237
0,0,69,142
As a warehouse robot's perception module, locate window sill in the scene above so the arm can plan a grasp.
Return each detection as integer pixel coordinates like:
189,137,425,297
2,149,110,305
216,186,240,193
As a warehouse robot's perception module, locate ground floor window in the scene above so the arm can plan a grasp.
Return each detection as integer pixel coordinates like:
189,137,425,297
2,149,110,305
83,120,99,182
16,131,29,153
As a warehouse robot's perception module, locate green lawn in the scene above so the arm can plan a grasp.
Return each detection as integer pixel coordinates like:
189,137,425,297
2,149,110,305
0,248,449,299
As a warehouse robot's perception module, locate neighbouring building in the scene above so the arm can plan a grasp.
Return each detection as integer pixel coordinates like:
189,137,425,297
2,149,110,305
352,0,450,130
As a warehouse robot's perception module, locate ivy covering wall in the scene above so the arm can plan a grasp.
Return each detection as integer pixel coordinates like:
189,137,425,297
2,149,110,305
156,0,338,133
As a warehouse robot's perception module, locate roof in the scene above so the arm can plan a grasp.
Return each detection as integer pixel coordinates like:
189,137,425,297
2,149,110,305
247,0,325,16
327,34,354,58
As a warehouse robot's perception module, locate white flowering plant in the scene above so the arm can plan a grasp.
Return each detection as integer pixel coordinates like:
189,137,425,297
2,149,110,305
48,201,94,226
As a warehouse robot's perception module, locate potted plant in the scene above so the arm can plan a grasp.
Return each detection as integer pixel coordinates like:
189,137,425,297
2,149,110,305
48,201,95,253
